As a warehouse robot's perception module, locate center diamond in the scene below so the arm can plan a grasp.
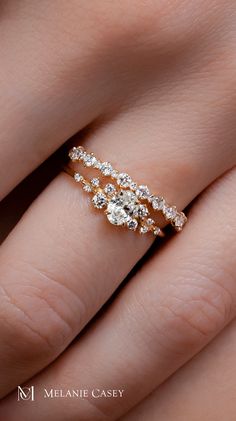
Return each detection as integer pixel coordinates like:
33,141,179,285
106,190,139,226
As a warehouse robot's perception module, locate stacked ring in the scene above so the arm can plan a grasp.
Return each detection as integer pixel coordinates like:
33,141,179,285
64,146,187,237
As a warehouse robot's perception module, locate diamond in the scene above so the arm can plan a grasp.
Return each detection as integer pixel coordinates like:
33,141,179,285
130,182,138,191
104,183,116,195
120,189,137,203
153,227,161,236
91,178,100,188
92,192,107,209
68,146,84,161
83,183,92,193
163,205,177,220
74,172,83,182
94,160,102,169
83,154,97,167
139,205,149,217
173,212,187,230
139,225,148,234
100,162,113,176
119,190,138,215
106,190,138,226
152,196,165,211
107,201,129,225
146,218,155,226
127,219,138,231
117,173,132,188
111,169,119,179
133,204,149,218
136,185,150,199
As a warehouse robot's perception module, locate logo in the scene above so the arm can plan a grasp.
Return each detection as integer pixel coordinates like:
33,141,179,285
17,386,35,401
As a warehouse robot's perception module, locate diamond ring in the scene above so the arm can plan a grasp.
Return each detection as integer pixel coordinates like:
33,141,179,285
64,146,187,236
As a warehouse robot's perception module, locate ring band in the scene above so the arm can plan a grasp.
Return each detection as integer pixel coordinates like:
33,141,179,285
64,146,187,236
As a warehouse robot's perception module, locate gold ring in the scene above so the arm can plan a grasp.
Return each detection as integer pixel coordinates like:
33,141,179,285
64,146,187,237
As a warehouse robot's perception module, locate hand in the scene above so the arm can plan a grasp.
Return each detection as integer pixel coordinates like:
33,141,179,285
122,318,236,420
0,1,235,419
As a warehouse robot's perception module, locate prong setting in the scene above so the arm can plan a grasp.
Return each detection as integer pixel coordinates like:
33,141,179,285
67,146,187,235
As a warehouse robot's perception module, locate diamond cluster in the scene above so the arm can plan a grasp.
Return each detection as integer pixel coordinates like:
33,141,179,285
68,146,187,234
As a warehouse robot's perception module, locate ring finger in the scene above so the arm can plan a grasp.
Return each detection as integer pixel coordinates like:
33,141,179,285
0,89,235,398
2,167,234,421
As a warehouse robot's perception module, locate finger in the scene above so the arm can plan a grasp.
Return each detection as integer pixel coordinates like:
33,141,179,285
0,88,235,399
1,0,236,200
0,147,64,244
121,319,236,421
4,168,235,421
0,1,119,199
0,171,151,398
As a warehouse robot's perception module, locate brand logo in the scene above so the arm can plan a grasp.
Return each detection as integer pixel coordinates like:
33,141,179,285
17,386,35,401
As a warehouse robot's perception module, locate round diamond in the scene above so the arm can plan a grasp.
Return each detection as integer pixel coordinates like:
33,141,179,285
119,189,137,204
153,227,161,236
92,193,107,209
106,190,138,226
163,205,177,220
83,183,92,193
94,160,102,169
136,185,150,199
68,147,84,161
107,201,129,225
146,218,155,226
139,225,148,234
127,219,138,231
111,170,119,179
83,154,97,167
152,196,165,211
104,183,116,195
100,162,113,176
91,178,100,188
173,213,187,230
74,172,83,182
130,182,138,191
117,173,132,188
133,204,149,218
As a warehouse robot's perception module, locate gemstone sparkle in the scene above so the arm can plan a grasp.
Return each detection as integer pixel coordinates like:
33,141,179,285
101,162,113,176
92,193,107,209
117,173,132,188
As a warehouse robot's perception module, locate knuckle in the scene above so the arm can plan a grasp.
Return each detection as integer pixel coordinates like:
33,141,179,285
96,0,221,51
133,267,233,356
162,276,233,353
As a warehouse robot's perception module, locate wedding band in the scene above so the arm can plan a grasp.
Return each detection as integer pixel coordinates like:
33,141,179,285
64,146,187,236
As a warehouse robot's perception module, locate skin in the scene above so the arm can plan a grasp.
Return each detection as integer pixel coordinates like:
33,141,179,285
122,317,236,420
0,1,236,419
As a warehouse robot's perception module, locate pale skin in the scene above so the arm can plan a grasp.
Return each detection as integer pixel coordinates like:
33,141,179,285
0,1,236,420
